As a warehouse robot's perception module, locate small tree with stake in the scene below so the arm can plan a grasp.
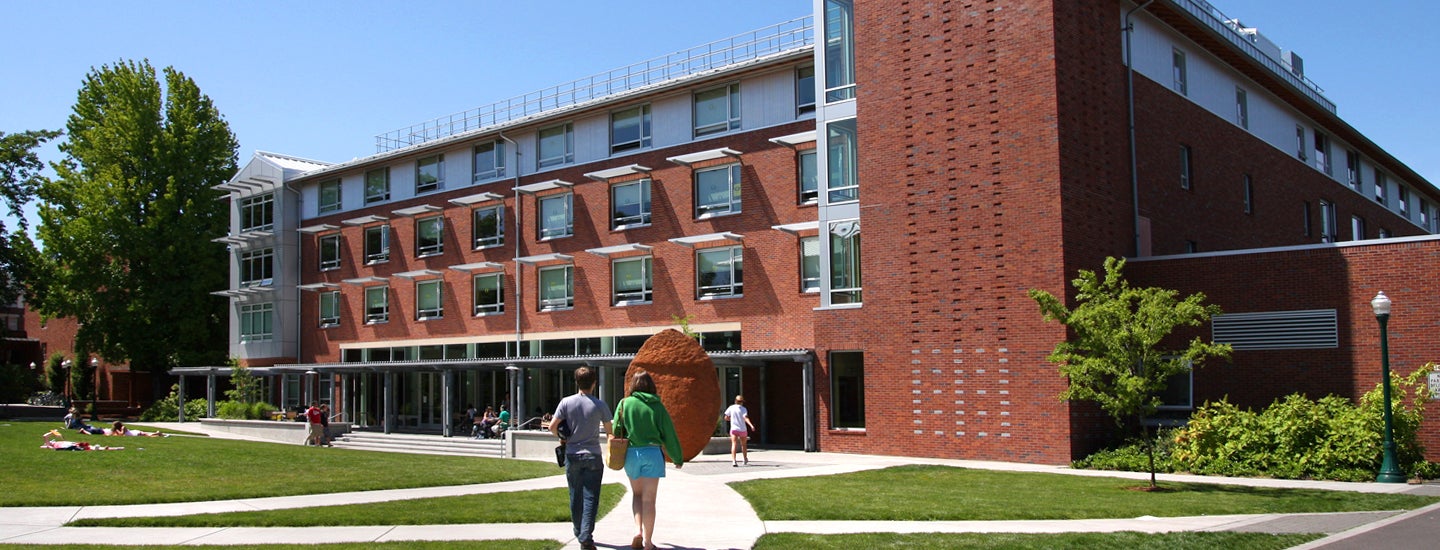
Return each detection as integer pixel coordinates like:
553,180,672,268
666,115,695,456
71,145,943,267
1029,257,1231,489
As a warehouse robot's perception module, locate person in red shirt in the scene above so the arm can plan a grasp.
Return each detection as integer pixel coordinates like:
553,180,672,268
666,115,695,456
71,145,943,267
304,402,324,446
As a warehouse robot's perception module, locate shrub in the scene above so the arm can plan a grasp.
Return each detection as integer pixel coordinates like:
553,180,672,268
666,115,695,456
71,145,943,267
1072,429,1178,473
250,401,277,420
138,384,208,422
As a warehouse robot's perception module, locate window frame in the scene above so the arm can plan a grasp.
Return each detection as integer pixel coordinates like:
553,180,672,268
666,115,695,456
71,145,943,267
798,149,818,204
364,225,390,264
318,179,342,213
1179,144,1192,190
538,193,574,240
415,216,444,257
1346,150,1362,191
1295,126,1307,161
796,65,816,114
319,234,341,271
1234,87,1248,129
473,272,504,316
1319,199,1338,243
1397,186,1409,218
696,246,744,299
415,154,445,194
538,265,574,311
239,193,274,232
319,291,340,327
611,178,652,230
1351,215,1366,241
826,118,859,203
471,204,504,249
1374,169,1388,205
829,350,865,429
416,279,443,320
365,286,389,324
1242,174,1254,215
1314,131,1331,175
612,256,653,306
239,302,274,343
537,123,574,169
823,0,856,103
694,164,742,218
472,140,506,182
610,104,652,153
800,235,820,293
239,248,275,288
1171,48,1187,96
365,168,390,203
829,220,862,304
693,83,741,137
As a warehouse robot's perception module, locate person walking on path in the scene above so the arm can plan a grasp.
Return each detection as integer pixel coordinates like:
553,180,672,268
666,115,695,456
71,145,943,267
723,395,756,466
303,401,324,446
549,367,612,550
613,371,684,550
319,403,332,446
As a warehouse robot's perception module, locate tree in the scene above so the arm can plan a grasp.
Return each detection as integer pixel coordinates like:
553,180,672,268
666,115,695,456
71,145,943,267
27,60,237,395
1029,257,1231,488
0,129,62,307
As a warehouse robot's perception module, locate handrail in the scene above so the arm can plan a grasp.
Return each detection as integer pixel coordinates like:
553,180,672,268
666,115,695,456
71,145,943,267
376,16,815,153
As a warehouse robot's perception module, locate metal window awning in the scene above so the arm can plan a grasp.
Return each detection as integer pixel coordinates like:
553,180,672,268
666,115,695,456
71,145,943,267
342,276,389,285
515,253,574,265
298,224,340,234
769,130,817,148
585,243,653,257
212,177,276,192
667,147,742,167
515,180,574,195
393,269,443,279
771,221,819,235
584,164,652,182
210,286,276,297
669,232,744,247
298,282,340,291
392,204,444,217
342,215,388,226
449,261,506,272
448,192,504,206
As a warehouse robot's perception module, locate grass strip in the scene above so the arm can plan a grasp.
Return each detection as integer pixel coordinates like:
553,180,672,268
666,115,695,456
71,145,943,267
0,542,558,550
1,421,558,506
733,465,1439,521
753,531,1320,549
70,484,625,527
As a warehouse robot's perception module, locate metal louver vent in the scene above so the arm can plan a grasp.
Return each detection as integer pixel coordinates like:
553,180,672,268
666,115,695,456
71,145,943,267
1211,309,1338,350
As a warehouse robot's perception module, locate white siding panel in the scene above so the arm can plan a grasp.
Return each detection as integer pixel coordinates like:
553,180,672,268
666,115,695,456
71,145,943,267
744,69,799,129
651,92,693,148
573,113,609,165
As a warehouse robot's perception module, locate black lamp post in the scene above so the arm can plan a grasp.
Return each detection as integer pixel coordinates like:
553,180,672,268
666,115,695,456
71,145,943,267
1371,291,1406,483
60,359,72,409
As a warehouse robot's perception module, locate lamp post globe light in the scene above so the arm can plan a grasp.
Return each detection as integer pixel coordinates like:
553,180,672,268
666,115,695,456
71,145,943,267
1371,291,1407,483
60,359,73,408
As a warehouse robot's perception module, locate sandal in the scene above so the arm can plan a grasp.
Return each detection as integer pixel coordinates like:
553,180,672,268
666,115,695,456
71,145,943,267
631,534,644,549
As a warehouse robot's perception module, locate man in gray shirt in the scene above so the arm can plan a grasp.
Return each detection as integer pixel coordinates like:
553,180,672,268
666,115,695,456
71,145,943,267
550,366,612,550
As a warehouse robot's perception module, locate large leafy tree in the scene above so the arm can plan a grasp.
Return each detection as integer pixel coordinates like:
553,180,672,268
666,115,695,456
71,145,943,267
0,129,62,307
1029,257,1231,488
28,59,237,390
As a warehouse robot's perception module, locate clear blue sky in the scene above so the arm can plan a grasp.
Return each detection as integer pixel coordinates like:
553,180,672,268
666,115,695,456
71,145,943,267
3,0,1436,227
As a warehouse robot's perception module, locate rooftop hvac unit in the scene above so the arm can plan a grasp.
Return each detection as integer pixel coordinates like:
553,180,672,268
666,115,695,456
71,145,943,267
1283,50,1305,78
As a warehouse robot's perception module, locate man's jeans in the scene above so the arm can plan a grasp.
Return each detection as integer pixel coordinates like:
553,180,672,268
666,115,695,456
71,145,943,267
565,453,604,544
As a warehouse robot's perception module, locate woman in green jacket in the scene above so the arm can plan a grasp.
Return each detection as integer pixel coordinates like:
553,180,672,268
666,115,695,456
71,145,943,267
613,371,683,550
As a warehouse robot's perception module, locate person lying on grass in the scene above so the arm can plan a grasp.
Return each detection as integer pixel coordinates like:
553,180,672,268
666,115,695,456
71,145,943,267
42,429,123,451
105,421,167,437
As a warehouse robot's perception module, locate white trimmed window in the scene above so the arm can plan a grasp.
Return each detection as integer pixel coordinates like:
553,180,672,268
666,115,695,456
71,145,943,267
1242,175,1253,215
416,280,443,320
318,179,342,213
1346,150,1362,191
1374,169,1388,205
611,105,652,153
1179,145,1192,190
539,193,573,239
1234,87,1248,129
473,273,503,315
319,291,340,327
1319,200,1337,243
472,205,503,248
416,216,444,257
538,123,574,168
695,164,741,217
1314,131,1331,175
694,83,740,137
829,350,865,428
365,225,390,264
1295,126,1307,161
799,150,818,204
365,286,389,324
240,193,274,232
473,140,506,182
800,236,820,292
797,65,816,114
611,179,651,229
240,248,274,288
365,168,389,203
539,265,574,311
319,234,340,270
827,118,858,203
239,302,274,342
1398,186,1409,218
612,256,653,305
1351,215,1366,241
823,0,856,102
697,246,743,298
1172,48,1187,95
416,155,445,193
829,220,861,304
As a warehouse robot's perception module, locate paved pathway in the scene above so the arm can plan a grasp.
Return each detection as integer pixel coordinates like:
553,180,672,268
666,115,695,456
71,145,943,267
4,423,1439,548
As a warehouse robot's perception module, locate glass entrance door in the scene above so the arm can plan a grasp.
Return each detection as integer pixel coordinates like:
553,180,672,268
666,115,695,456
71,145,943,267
397,371,444,432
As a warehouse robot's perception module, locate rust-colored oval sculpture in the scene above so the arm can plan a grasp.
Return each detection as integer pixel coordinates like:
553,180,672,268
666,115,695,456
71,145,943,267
625,329,720,462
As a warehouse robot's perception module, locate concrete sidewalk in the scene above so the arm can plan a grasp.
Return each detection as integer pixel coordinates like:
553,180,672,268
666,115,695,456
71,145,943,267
3,427,1438,548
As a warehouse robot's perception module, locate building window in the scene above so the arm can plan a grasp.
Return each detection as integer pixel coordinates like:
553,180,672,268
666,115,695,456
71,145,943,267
824,0,856,102
695,164,742,217
318,179,342,213
1397,186,1409,218
539,193,573,240
611,105,652,153
1313,131,1331,175
799,150,818,204
611,179,651,229
472,205,504,249
538,265,574,311
1185,240,1199,253
694,83,741,137
612,256,653,305
415,216,444,257
827,118,858,203
240,248,274,288
800,236,820,292
239,193,274,232
1171,49,1187,95
1379,227,1392,239
416,280,443,320
365,168,389,203
319,234,341,270
1421,201,1433,232
829,220,861,304
364,225,390,264
697,246,743,298
830,351,865,429
1242,174,1253,215
796,65,816,114
1234,87,1248,129
537,123,574,168
416,155,445,193
473,140,506,182
1295,126,1307,161
1351,215,1366,241
319,291,340,327
1179,145,1192,190
1346,150,1362,191
1302,201,1312,238
1319,200,1337,243
365,286,389,323
473,273,503,315
239,303,274,342
1374,169,1387,205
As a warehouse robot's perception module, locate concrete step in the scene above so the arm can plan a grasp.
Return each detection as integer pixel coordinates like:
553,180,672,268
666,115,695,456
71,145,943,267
330,431,505,457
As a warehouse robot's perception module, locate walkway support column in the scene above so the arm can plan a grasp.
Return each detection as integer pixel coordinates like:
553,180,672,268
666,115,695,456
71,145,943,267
177,375,187,423
383,371,395,435
802,354,817,452
441,369,453,437
206,372,217,418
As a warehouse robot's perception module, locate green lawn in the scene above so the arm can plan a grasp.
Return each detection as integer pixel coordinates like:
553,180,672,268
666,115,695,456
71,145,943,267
732,465,1439,520
71,484,625,527
754,532,1320,550
1,421,558,506
0,543,556,550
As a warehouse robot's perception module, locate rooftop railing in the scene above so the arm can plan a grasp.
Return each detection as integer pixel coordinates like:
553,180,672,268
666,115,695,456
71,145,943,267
1168,0,1335,114
375,16,815,153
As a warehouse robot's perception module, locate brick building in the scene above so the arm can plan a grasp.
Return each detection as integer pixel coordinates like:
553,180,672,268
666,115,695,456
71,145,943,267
199,0,1440,464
